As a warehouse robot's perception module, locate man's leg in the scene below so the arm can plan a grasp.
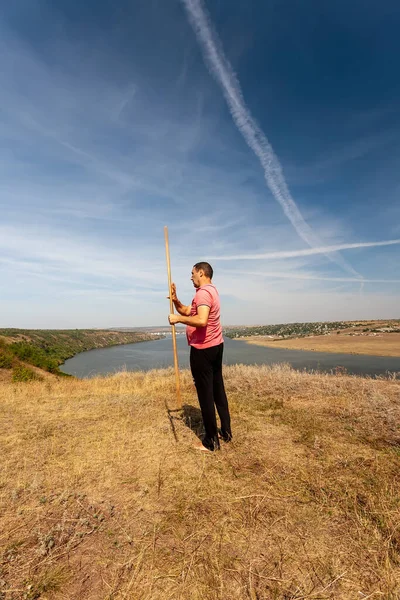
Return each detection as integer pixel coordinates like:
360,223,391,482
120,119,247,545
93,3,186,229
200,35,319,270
190,346,219,449
212,344,232,439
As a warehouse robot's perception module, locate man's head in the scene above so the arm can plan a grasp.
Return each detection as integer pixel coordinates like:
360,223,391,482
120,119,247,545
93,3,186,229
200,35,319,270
191,262,213,288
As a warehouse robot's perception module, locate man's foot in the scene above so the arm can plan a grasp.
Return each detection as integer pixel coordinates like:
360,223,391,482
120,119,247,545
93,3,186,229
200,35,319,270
193,441,213,453
193,435,220,452
218,428,232,443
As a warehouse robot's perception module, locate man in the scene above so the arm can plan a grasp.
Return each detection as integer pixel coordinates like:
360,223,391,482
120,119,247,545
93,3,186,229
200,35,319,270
168,262,232,452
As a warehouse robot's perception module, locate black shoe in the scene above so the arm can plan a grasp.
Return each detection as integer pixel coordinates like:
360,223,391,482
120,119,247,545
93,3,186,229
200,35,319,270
218,428,232,443
202,435,220,451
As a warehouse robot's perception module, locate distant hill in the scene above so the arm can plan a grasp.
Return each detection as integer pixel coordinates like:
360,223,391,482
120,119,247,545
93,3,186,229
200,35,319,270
110,325,185,333
224,319,400,339
0,329,160,382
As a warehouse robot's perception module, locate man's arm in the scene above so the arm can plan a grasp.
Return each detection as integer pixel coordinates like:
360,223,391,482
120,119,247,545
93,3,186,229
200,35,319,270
169,305,210,328
169,283,191,316
173,299,191,317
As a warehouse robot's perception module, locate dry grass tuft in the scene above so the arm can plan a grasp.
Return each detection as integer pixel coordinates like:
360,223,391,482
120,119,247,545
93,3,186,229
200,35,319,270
1,365,399,599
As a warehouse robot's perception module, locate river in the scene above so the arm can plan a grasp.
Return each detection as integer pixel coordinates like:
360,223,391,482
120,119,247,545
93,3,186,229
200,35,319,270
60,335,400,379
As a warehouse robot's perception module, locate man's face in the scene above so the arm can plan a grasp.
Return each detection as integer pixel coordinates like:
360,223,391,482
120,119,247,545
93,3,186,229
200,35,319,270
191,268,202,288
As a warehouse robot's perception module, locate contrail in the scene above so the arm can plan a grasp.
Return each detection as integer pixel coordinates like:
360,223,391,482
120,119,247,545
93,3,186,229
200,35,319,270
209,239,400,261
180,0,361,278
243,271,400,284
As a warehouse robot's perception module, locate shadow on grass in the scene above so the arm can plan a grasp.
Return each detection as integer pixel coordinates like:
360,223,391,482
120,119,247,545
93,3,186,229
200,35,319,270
182,404,204,441
164,402,204,443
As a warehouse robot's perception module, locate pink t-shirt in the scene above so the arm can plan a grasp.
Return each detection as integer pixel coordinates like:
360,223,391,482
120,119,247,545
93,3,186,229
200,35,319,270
186,283,224,349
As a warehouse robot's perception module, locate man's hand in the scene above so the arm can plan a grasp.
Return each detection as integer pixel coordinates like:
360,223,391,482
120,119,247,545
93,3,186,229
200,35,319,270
168,313,180,325
167,283,178,302
167,285,191,316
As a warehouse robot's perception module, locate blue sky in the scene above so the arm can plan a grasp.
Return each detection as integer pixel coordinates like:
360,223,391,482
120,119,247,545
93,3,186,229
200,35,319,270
1,0,399,328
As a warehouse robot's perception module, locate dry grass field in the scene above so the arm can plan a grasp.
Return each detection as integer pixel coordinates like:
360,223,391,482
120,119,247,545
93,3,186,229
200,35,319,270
1,365,400,599
243,333,400,357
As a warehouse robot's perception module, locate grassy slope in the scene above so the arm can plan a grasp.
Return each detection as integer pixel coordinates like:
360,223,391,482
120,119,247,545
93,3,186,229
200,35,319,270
0,329,156,379
1,366,400,599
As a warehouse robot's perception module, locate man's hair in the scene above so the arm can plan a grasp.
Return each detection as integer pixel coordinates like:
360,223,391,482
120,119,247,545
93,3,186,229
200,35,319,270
193,262,213,279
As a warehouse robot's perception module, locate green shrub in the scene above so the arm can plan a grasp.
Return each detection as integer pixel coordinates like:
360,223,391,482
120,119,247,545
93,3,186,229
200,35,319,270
0,353,13,368
12,366,42,382
9,342,59,373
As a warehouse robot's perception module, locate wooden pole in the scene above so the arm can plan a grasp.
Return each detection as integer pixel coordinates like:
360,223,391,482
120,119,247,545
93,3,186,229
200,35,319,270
164,226,182,409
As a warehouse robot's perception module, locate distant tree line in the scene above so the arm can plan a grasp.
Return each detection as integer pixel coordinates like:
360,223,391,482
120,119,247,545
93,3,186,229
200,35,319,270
224,321,349,339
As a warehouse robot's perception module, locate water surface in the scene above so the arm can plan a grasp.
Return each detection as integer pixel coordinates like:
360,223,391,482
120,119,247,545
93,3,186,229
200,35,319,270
60,335,400,379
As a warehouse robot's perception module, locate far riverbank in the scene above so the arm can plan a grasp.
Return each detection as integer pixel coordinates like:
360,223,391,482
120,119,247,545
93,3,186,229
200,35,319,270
240,333,400,357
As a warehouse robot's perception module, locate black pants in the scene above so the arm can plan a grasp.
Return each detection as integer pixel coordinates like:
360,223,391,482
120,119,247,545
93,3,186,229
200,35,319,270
190,343,231,441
